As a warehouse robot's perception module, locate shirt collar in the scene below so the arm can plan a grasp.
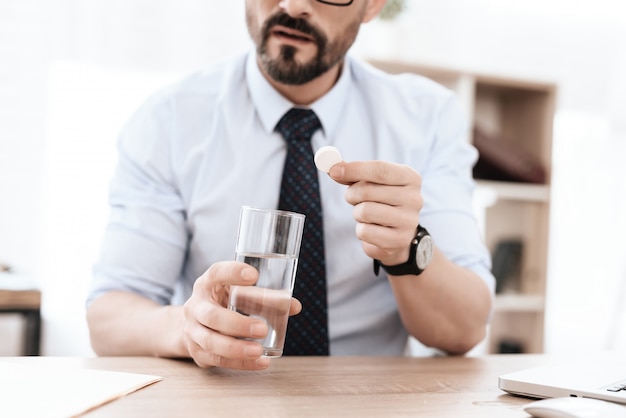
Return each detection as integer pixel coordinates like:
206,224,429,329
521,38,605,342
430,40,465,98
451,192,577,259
246,50,351,142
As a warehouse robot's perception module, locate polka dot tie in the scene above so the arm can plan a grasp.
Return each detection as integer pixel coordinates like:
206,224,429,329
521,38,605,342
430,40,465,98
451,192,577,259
276,108,329,356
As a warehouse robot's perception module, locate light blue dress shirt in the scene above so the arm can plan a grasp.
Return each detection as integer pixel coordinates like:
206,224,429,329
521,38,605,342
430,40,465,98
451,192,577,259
89,51,495,356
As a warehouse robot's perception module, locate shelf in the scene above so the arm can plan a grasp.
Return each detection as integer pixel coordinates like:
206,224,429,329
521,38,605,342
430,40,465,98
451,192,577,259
494,294,545,313
476,180,551,202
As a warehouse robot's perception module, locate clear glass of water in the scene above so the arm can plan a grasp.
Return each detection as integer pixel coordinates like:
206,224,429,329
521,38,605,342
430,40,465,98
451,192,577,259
228,206,305,357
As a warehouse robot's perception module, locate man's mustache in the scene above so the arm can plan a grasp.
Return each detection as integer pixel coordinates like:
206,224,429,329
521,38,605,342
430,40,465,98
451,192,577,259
262,12,325,45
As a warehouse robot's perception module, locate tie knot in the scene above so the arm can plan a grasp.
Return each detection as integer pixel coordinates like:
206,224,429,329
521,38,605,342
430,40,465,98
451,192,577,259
275,108,322,144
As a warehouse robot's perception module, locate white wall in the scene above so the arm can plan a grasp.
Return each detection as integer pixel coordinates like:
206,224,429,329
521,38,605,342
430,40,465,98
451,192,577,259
1,0,624,356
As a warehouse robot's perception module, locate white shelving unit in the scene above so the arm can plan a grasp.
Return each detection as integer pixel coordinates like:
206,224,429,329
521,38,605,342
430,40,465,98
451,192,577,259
369,59,557,354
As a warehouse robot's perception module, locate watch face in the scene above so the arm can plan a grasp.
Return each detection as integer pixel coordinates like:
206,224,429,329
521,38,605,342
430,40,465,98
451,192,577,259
416,235,434,269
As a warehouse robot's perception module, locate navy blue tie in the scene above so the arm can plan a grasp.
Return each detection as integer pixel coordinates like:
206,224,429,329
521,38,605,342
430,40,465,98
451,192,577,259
276,108,329,356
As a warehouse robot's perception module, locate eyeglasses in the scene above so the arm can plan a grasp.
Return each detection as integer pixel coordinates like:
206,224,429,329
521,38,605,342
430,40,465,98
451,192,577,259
315,0,354,6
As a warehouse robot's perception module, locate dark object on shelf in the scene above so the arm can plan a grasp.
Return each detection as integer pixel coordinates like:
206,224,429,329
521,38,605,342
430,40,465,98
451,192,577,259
492,239,523,294
0,287,41,355
472,127,547,184
0,272,42,355
498,339,524,354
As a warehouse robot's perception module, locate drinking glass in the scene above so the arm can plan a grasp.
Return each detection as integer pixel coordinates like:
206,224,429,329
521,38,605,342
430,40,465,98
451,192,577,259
228,206,305,357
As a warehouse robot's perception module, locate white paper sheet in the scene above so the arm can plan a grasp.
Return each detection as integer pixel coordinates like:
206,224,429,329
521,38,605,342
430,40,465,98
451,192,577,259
0,361,162,417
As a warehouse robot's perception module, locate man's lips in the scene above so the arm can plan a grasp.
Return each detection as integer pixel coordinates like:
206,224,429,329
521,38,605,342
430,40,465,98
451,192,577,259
271,25,315,43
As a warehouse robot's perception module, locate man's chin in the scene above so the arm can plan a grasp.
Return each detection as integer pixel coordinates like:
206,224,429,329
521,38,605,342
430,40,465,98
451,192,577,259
268,37,318,60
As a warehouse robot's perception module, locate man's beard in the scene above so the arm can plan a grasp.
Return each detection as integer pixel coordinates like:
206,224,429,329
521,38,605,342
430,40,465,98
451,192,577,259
257,12,355,85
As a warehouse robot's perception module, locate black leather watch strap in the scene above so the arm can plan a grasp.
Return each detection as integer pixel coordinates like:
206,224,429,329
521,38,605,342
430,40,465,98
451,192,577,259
373,225,431,276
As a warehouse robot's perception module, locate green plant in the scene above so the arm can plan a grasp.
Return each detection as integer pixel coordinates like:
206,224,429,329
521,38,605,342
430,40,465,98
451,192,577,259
378,0,406,21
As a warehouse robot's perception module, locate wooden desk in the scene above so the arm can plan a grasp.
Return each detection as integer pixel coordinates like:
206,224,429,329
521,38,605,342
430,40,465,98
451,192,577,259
9,355,555,417
0,287,41,356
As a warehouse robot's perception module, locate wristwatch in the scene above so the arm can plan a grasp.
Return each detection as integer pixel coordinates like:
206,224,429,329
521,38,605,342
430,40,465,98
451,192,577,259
374,225,434,276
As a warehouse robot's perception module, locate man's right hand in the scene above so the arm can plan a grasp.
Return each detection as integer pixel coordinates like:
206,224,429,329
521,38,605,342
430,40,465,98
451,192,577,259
86,261,302,370
182,261,302,370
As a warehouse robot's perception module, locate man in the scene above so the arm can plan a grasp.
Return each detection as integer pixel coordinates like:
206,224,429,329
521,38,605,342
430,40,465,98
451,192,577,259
86,0,494,370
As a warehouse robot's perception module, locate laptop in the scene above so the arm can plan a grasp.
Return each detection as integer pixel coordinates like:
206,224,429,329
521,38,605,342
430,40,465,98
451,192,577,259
499,355,626,404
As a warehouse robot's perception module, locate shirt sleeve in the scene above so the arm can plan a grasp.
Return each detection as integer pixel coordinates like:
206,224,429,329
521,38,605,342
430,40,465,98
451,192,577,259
419,92,496,296
88,92,189,306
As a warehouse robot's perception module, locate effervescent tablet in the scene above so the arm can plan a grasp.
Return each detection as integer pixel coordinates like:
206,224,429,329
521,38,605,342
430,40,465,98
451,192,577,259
314,146,342,173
